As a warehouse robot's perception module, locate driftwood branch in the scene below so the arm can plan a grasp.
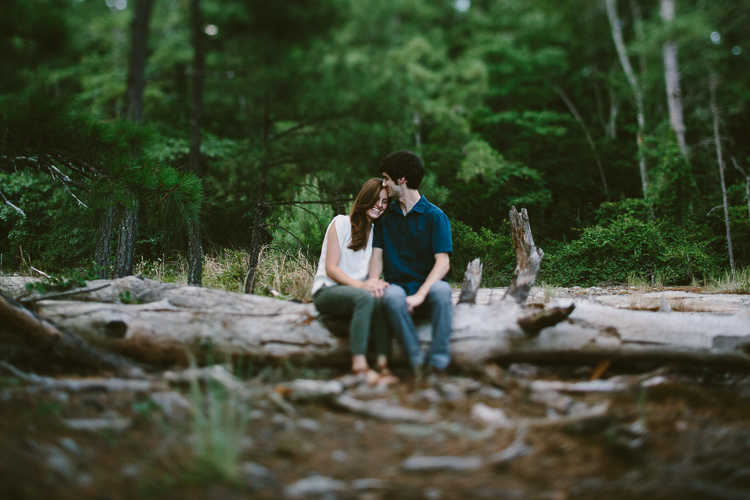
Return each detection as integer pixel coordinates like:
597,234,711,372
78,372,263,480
504,207,544,304
458,259,482,304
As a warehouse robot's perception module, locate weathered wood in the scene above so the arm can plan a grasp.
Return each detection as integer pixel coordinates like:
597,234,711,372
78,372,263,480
458,259,482,305
12,277,750,370
517,304,575,336
0,290,143,375
504,207,543,304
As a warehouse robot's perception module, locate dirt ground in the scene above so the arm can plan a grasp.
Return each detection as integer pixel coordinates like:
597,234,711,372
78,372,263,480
3,359,750,500
3,284,750,499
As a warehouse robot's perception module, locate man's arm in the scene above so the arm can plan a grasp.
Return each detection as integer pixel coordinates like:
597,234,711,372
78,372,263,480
367,247,387,298
405,252,450,313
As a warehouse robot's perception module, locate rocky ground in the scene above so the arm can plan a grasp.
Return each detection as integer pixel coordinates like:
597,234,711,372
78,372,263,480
3,283,750,499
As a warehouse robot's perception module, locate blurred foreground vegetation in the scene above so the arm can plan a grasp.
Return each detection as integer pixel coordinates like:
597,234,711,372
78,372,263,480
2,0,750,290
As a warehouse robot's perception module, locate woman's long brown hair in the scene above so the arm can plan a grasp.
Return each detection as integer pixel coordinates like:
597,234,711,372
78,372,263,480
348,178,385,251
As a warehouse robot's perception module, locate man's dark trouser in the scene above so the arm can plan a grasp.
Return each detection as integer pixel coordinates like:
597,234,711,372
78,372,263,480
382,281,453,370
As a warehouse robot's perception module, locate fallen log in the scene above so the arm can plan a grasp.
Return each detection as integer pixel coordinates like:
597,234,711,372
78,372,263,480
5,206,750,370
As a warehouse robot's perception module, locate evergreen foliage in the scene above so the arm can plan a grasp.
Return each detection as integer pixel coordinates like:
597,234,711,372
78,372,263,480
2,0,750,287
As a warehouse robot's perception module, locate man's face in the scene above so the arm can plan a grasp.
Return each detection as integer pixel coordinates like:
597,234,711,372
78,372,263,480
382,173,402,198
367,188,388,221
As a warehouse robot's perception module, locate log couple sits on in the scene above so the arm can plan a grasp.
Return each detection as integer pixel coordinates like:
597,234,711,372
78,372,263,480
312,150,453,385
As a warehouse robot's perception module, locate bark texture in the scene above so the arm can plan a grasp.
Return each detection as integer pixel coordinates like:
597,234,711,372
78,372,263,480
503,207,543,305
113,203,139,279
458,259,482,305
660,0,688,158
94,205,117,279
187,218,203,286
605,0,648,198
710,73,735,275
0,290,140,374
125,0,156,123
16,276,750,370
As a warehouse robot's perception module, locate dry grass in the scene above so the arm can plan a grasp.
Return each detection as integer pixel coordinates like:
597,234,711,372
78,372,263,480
135,248,315,300
706,268,750,294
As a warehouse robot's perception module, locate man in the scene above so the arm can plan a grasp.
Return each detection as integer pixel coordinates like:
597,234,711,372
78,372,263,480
369,150,453,376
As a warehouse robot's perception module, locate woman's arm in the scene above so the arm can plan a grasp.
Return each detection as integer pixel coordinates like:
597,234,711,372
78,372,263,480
324,223,366,288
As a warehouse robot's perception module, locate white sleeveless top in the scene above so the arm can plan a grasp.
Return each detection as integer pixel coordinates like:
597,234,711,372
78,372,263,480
312,215,373,295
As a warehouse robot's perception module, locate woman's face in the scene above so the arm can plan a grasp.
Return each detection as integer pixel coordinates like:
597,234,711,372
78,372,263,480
366,189,388,221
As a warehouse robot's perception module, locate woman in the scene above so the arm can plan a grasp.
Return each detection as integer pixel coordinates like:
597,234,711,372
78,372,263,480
312,178,396,384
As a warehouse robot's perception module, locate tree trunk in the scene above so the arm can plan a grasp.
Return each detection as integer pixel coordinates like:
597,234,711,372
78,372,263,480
244,109,271,294
94,205,116,279
186,0,205,286
731,158,750,223
660,0,689,159
710,73,735,276
125,0,156,123
187,217,203,286
604,0,649,198
113,204,139,279
503,207,544,305
188,0,205,178
552,85,610,199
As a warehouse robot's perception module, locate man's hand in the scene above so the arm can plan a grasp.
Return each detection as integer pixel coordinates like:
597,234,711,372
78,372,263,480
362,278,389,298
405,293,426,313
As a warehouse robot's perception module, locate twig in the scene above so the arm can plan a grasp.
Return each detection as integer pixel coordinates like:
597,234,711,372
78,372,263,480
19,283,111,305
30,266,51,279
0,189,25,217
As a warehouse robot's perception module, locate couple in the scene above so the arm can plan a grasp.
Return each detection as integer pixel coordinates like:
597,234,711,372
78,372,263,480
311,150,453,384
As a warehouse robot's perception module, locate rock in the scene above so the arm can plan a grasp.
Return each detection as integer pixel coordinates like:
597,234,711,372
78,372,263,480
437,383,466,402
352,478,388,490
284,475,347,497
297,418,321,432
61,418,131,432
641,375,668,387
408,388,442,404
241,462,278,491
249,409,266,420
58,437,81,456
46,446,76,479
401,454,483,472
333,395,434,423
425,486,443,499
488,429,533,468
331,449,349,462
607,419,649,452
281,379,344,402
120,464,140,479
530,390,574,414
273,413,294,430
149,391,191,420
471,403,511,428
507,364,538,379
478,387,505,399
274,433,314,459
530,379,629,393
239,436,255,453
393,424,436,439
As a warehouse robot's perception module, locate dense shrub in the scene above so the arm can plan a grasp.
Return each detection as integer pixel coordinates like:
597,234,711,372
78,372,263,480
450,220,516,287
541,205,719,286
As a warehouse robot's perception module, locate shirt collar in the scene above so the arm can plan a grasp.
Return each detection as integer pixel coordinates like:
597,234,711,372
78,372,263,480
391,195,427,215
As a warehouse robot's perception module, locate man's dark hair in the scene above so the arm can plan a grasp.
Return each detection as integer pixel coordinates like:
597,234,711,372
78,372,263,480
379,150,424,190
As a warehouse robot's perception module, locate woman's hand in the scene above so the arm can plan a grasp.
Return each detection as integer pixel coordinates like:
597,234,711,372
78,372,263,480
362,278,389,298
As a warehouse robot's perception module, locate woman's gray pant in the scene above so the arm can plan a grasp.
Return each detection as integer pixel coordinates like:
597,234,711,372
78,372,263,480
382,281,453,370
313,285,390,356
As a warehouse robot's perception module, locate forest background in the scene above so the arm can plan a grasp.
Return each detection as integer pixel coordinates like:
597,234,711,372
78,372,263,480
1,0,749,297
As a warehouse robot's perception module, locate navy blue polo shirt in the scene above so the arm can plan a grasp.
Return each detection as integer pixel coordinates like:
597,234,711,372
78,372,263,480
373,195,452,296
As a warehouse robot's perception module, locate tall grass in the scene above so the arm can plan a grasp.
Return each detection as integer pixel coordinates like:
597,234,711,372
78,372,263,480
134,247,315,300
188,363,250,483
706,268,750,294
